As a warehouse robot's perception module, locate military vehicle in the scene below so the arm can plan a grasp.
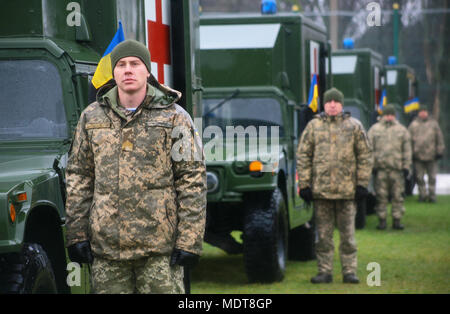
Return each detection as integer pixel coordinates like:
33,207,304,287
199,12,331,283
0,0,201,293
384,60,419,126
331,42,384,130
330,42,384,228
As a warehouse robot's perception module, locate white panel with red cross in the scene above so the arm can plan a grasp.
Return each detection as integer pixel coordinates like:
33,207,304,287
144,0,173,86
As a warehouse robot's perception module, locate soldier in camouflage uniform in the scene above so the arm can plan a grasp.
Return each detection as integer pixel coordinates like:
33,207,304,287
368,104,412,230
65,40,207,293
297,88,372,284
408,106,445,203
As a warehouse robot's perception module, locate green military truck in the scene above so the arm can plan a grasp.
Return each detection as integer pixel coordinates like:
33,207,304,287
330,45,384,228
0,0,201,293
199,12,331,283
331,46,383,130
384,62,419,126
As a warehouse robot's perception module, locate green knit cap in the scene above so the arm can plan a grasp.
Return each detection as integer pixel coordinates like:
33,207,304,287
382,104,396,116
111,39,152,75
324,88,344,105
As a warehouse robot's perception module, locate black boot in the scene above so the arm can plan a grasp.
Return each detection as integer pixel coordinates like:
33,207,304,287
376,219,387,230
343,273,360,284
393,219,404,230
310,273,332,284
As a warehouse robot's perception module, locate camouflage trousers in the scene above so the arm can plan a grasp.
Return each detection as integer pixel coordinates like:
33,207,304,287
90,254,184,294
374,169,405,220
314,199,357,275
414,160,437,201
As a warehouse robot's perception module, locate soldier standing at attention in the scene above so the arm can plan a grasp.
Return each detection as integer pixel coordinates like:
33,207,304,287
297,88,372,284
368,104,412,230
408,106,445,203
65,40,207,293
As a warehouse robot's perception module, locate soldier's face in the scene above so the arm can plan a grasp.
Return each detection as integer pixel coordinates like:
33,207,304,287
324,100,343,116
418,110,428,120
384,114,396,122
114,56,150,94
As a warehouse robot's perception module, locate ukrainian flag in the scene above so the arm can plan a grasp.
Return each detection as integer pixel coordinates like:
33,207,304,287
308,74,319,113
404,97,420,113
92,21,125,89
378,89,387,115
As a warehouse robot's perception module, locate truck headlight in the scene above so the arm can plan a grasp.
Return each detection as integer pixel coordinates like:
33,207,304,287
206,171,219,193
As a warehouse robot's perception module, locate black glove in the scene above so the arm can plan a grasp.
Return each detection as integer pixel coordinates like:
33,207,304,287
436,153,443,160
299,187,313,203
402,169,409,178
170,249,200,268
355,185,368,201
68,241,94,264
372,168,378,177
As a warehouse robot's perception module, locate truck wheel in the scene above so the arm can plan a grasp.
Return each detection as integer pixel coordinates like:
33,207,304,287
243,189,288,283
0,243,57,294
288,219,316,261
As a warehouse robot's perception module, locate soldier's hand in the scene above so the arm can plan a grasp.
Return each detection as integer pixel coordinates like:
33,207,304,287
372,168,378,177
355,185,368,201
402,168,409,178
68,241,94,264
170,248,200,268
299,187,313,203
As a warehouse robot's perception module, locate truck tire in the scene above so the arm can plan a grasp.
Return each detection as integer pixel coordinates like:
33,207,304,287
288,219,316,261
0,243,57,294
243,189,288,283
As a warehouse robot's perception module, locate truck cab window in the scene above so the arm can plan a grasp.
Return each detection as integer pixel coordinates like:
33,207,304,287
0,60,67,140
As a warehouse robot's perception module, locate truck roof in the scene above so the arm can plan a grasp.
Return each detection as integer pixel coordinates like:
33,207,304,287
200,12,328,105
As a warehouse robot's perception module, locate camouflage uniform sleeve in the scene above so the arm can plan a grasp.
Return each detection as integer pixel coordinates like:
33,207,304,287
296,122,315,189
367,125,376,168
435,121,445,156
65,111,95,247
354,121,373,187
171,107,207,256
402,127,412,169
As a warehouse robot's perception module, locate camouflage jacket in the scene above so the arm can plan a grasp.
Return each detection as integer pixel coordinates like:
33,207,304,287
65,81,206,260
368,119,412,171
296,112,373,200
408,117,445,162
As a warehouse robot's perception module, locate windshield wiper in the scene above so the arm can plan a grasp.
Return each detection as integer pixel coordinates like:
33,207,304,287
202,89,240,117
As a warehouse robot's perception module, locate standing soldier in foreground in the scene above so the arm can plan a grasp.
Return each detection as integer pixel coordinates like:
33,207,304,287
65,40,207,293
408,106,445,203
368,104,412,230
297,88,372,284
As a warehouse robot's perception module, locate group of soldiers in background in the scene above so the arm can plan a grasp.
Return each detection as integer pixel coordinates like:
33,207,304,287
296,87,445,284
369,102,445,230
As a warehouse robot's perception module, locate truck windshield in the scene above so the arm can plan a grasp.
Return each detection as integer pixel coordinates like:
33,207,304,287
0,60,67,140
203,97,284,136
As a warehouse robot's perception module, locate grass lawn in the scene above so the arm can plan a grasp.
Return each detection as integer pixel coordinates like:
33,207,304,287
191,195,450,294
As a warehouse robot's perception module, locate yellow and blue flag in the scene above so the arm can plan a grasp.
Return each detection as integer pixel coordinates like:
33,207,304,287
404,97,420,113
308,74,319,113
378,89,387,115
92,21,125,89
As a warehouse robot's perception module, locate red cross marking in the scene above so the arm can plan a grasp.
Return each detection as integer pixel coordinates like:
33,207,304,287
147,0,171,84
